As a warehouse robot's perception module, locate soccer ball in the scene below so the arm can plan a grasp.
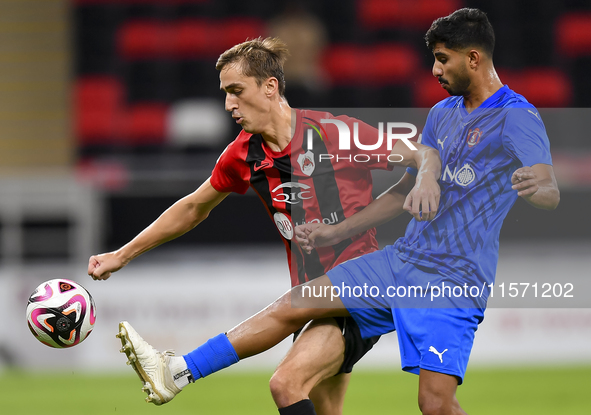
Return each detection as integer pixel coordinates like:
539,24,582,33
26,279,96,348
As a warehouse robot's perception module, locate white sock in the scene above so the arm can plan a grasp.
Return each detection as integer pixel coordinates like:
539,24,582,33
168,355,193,389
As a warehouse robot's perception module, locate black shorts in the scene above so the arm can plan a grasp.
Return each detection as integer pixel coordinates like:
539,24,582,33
293,316,380,374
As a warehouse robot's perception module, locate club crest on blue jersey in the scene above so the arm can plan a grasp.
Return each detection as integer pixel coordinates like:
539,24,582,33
466,128,483,148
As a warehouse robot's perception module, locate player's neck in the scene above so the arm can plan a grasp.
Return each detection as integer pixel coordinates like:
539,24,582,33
463,66,503,112
260,99,293,152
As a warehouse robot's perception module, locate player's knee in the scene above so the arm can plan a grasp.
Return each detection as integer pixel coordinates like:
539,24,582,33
269,368,302,407
418,393,454,415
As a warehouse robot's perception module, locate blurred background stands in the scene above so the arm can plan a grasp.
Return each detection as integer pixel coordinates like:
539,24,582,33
0,0,590,262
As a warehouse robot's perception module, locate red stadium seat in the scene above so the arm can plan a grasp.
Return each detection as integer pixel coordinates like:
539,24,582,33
122,103,168,143
75,76,123,110
323,43,419,86
118,21,173,60
503,68,573,107
555,13,591,58
359,0,463,29
172,19,216,58
74,76,124,143
323,45,363,85
368,44,419,84
119,18,265,59
496,68,520,92
219,18,266,51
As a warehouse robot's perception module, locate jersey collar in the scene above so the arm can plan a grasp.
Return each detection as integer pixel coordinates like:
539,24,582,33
459,85,510,120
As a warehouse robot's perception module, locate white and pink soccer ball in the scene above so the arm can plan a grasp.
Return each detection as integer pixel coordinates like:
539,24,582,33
26,279,96,348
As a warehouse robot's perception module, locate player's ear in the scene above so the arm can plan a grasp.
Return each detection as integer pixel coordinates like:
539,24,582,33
264,77,279,97
467,49,480,70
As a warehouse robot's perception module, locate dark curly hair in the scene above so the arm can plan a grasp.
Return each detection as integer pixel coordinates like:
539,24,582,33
425,8,495,57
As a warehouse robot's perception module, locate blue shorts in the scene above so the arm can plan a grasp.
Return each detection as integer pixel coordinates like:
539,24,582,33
326,245,484,384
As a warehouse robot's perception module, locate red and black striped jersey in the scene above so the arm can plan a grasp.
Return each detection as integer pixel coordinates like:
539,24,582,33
210,109,393,287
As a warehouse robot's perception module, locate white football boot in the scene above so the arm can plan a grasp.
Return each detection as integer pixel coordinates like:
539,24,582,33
117,321,181,405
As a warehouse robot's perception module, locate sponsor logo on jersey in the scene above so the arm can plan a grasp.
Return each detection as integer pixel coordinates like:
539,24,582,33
442,163,476,187
297,150,315,176
294,211,338,227
466,128,482,148
272,182,313,205
273,212,293,240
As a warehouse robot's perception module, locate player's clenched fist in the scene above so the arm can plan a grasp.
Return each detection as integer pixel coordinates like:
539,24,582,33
295,222,346,254
88,251,127,281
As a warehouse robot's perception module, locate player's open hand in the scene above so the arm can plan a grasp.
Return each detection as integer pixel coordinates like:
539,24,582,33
88,251,127,281
403,175,440,221
511,166,539,198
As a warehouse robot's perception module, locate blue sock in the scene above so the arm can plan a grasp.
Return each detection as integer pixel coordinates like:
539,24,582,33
182,333,239,380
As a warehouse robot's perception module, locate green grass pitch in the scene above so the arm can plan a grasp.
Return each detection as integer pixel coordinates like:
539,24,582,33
2,366,589,414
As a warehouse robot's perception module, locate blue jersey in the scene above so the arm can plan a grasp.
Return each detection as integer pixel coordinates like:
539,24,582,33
399,85,552,299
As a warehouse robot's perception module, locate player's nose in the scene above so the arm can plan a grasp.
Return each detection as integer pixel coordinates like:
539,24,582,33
225,94,237,112
432,63,443,77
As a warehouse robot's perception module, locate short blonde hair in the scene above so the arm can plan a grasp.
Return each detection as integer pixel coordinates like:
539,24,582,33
216,37,290,97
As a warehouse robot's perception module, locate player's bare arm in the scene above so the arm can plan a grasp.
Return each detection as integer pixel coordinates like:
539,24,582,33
88,178,229,280
296,172,418,253
511,164,560,210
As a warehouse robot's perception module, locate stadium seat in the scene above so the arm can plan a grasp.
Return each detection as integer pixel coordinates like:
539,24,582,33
122,103,168,143
368,44,419,85
322,45,362,85
555,13,591,58
74,76,124,143
359,0,462,29
172,19,215,58
219,18,266,51
323,44,419,86
118,21,172,60
119,18,265,60
504,68,573,107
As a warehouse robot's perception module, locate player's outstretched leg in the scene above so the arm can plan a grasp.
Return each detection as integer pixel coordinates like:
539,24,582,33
117,321,186,405
117,276,346,405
